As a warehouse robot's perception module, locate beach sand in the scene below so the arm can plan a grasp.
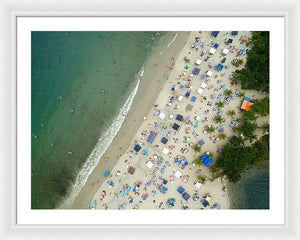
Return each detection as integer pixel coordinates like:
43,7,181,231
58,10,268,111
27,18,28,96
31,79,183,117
72,31,268,210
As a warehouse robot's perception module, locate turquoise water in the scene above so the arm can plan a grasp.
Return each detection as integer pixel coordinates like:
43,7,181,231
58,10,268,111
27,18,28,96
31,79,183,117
31,31,164,209
228,167,269,209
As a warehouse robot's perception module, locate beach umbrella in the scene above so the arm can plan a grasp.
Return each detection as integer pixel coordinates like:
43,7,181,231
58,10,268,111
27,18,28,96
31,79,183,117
143,116,147,120
92,203,96,208
180,85,184,89
104,171,109,177
177,105,180,109
202,50,207,54
186,116,191,120
219,128,224,132
222,124,226,128
169,114,174,119
171,87,175,91
187,64,191,68
195,124,198,128
170,65,174,69
190,85,193,89
201,74,206,79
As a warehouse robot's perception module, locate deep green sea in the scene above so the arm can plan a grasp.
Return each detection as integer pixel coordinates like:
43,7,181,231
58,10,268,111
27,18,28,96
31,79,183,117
31,31,170,209
228,167,270,209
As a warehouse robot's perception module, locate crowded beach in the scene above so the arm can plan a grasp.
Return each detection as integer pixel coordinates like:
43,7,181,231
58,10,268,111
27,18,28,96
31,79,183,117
89,31,266,210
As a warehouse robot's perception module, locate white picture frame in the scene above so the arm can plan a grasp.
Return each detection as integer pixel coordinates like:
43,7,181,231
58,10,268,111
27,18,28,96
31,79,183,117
1,0,299,239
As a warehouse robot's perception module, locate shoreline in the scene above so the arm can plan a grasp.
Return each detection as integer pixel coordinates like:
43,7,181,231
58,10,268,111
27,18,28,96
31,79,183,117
71,32,190,209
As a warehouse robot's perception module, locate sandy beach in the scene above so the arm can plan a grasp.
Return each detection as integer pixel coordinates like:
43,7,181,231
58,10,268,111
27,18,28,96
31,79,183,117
72,31,268,210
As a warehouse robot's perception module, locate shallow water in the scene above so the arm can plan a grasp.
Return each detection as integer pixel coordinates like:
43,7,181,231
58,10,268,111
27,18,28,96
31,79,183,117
31,31,171,209
228,167,269,209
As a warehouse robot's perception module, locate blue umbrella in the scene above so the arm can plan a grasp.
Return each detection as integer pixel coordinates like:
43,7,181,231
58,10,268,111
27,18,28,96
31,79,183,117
180,85,184,89
92,203,96,208
195,124,198,128
222,124,226,128
171,87,175,91
104,171,109,177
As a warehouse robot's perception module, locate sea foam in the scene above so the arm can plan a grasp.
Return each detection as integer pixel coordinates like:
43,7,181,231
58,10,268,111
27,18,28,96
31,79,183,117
58,74,141,209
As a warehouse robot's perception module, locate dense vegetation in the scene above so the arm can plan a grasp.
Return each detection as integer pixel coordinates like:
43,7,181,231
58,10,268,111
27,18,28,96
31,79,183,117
233,31,269,92
213,135,269,182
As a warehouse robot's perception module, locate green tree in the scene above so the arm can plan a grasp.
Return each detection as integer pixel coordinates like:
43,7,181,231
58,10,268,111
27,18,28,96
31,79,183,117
238,92,246,99
207,152,214,159
260,122,269,134
227,110,236,117
206,125,216,134
192,144,202,154
236,119,258,138
252,97,269,116
224,89,233,97
243,110,258,121
216,101,225,108
197,175,207,184
219,133,227,140
214,115,223,124
234,31,270,92
195,157,203,166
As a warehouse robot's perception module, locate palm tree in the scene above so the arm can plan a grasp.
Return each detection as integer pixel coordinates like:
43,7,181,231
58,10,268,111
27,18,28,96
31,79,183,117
248,134,258,143
238,92,245,99
195,157,203,166
206,125,216,134
227,110,236,117
219,133,227,140
214,116,223,124
237,59,244,65
260,122,269,134
224,89,233,97
216,101,225,108
207,152,214,159
192,144,202,154
197,175,207,184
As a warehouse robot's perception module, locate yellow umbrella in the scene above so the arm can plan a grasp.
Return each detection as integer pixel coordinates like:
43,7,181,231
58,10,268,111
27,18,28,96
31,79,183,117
190,86,193,89
143,116,147,120
177,105,180,109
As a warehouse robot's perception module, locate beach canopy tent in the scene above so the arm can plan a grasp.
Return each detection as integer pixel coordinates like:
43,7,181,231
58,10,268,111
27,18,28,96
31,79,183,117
197,88,203,94
195,59,202,65
128,166,136,175
201,82,207,89
241,100,253,111
206,70,213,77
177,186,185,194
147,131,157,144
216,63,224,71
227,38,233,43
134,144,142,152
159,112,166,120
195,115,201,121
232,31,239,35
195,182,202,189
178,95,184,101
163,179,168,185
175,170,182,178
193,68,200,75
245,97,251,101
161,137,168,144
201,152,214,167
146,161,154,169
198,139,205,146
176,114,183,121
182,192,191,201
211,31,219,37
222,48,229,55
191,96,197,102
162,147,169,155
209,48,216,55
202,200,209,207
209,60,216,67
173,123,180,131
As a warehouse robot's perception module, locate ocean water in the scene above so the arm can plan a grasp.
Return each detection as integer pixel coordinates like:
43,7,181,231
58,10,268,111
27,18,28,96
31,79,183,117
228,167,270,209
31,31,173,209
